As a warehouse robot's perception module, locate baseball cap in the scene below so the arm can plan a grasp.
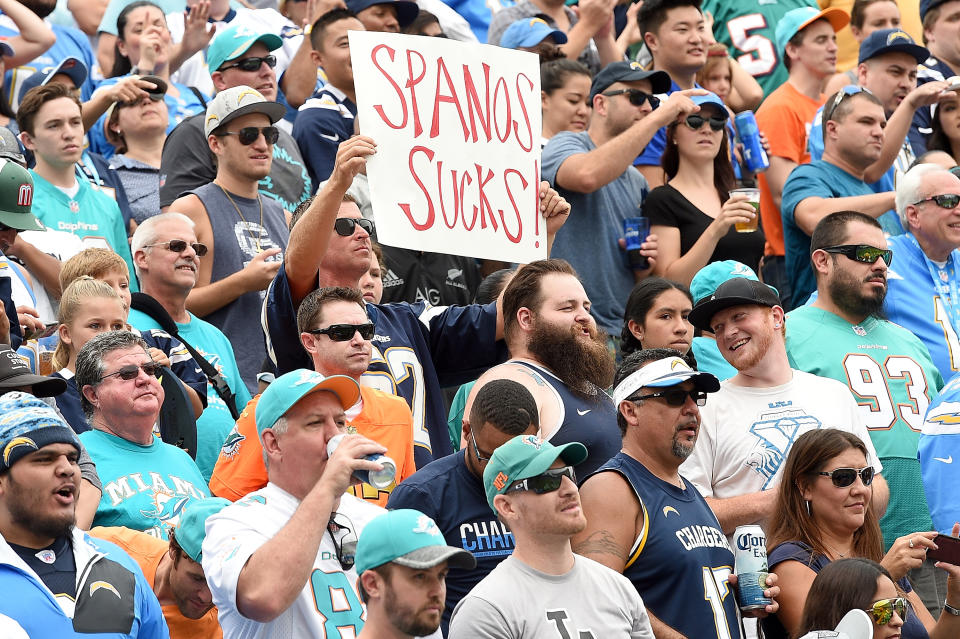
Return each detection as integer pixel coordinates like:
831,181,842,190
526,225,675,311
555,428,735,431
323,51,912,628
204,85,287,137
17,57,89,103
797,609,872,639
858,29,928,65
691,91,727,115
254,369,361,437
0,391,80,471
688,277,782,332
0,128,25,166
611,355,720,406
0,347,66,397
690,260,761,304
355,509,477,576
483,434,587,510
499,18,568,49
0,160,43,232
346,0,419,27
0,40,14,59
921,0,951,21
775,7,849,53
173,497,231,562
590,61,671,99
207,25,283,75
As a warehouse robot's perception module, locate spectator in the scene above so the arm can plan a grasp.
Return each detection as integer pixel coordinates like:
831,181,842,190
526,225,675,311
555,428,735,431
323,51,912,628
76,330,209,537
646,91,763,283
355,508,477,639
785,211,946,615
159,23,311,215
0,0,69,109
466,259,621,477
910,0,960,155
91,497,230,638
129,212,251,480
360,240,385,303
0,391,167,638
449,434,655,637
171,85,289,392
695,42,734,111
914,149,959,168
682,272,887,535
389,379,539,634
499,17,568,61
402,9,444,36
824,0,903,95
540,59,592,144
542,62,678,339
619,276,693,358
762,428,957,638
755,6,848,310
209,286,417,507
927,88,960,163
573,349,779,638
780,88,893,306
202,369,386,636
347,0,418,32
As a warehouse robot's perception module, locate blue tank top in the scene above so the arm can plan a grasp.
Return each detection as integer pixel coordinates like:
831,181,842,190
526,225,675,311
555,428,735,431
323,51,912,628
512,360,621,477
588,452,742,639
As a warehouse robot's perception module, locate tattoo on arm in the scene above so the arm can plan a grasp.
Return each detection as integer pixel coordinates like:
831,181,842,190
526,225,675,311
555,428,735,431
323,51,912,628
572,529,628,561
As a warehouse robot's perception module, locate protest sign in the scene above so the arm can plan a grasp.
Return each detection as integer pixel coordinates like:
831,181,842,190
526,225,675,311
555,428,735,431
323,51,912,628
349,31,544,263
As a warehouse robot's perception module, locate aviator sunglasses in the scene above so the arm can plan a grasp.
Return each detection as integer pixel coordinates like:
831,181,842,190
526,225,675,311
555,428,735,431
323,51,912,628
143,239,208,257
506,466,576,495
864,597,908,625
98,362,162,383
816,466,876,488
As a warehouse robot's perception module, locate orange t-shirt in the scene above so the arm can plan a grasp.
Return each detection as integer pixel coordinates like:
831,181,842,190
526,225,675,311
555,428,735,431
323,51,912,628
209,385,417,507
89,526,222,639
755,81,825,256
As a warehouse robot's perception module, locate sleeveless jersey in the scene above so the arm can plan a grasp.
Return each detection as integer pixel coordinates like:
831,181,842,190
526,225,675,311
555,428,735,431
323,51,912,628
586,453,741,639
512,360,621,478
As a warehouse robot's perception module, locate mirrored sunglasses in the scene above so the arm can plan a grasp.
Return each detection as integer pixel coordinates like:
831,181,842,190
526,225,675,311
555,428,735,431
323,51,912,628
864,597,908,625
821,244,893,267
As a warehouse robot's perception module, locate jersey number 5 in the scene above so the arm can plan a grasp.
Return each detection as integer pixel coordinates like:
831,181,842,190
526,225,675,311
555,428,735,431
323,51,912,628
727,14,777,77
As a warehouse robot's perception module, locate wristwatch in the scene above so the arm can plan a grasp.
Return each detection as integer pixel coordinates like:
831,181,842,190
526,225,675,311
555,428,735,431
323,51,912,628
944,602,960,616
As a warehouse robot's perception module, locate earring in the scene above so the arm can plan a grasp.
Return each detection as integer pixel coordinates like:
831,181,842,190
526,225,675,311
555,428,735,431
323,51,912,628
805,500,811,517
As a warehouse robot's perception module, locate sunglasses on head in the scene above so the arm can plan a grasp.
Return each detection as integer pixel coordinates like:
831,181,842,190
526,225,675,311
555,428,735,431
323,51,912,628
816,465,875,487
143,239,208,257
864,597,908,625
218,126,279,146
630,388,707,407
218,55,277,72
915,193,960,209
328,513,357,571
334,217,375,237
507,466,576,495
821,244,893,266
683,113,726,132
824,85,869,122
99,362,161,383
307,322,375,342
602,88,660,109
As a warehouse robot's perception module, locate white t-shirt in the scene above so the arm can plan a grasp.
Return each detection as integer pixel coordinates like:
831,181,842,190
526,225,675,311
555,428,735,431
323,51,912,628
203,482,384,639
681,369,883,502
13,229,84,322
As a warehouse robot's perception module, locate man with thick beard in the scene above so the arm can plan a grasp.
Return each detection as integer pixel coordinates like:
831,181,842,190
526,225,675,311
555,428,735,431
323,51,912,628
0,391,167,638
678,261,887,535
785,210,947,614
464,258,621,477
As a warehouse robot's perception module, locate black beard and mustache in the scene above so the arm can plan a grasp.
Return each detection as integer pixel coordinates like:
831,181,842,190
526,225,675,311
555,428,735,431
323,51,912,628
527,318,615,401
828,269,887,321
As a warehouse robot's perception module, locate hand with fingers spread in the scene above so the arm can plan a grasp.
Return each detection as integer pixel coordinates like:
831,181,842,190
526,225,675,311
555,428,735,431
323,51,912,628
180,0,217,59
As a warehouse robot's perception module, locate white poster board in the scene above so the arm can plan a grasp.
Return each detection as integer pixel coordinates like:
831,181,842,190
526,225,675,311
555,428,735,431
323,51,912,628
349,31,544,263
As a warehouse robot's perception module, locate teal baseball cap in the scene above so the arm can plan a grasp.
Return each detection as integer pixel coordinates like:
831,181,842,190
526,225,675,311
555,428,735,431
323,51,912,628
483,435,587,510
207,24,283,75
355,509,476,576
254,369,361,437
173,497,231,562
775,7,848,53
689,260,760,304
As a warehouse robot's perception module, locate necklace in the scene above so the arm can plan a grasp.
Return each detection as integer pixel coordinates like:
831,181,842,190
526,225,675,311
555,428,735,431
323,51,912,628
217,182,264,252
824,541,852,559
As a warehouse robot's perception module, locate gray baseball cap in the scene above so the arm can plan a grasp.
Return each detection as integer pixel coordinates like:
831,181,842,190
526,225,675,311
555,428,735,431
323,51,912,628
204,85,286,137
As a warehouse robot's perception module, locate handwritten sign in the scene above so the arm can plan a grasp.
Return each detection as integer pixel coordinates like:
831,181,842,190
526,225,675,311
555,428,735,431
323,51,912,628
349,31,544,263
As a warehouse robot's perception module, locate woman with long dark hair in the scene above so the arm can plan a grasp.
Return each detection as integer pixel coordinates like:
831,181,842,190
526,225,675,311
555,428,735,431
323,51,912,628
620,277,693,358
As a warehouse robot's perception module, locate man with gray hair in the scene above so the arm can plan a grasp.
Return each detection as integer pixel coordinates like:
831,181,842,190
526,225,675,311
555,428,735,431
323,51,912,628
886,163,960,381
76,330,210,538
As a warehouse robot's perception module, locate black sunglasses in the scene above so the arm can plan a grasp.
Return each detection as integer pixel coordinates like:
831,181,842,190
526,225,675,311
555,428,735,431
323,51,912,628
821,244,893,267
328,513,357,571
602,88,660,109
218,55,277,72
334,217,375,237
218,126,279,146
817,466,875,487
307,322,375,342
915,193,960,209
99,362,162,383
631,389,707,407
683,114,726,132
507,466,576,495
143,239,208,257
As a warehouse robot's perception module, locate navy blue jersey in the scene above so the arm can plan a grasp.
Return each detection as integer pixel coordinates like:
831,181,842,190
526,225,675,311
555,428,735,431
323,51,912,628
513,360,621,477
265,264,507,466
387,450,514,635
587,452,741,639
912,55,956,155
52,371,86,434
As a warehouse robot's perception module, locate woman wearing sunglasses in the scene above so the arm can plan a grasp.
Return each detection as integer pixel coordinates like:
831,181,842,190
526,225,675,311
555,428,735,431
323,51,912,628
761,428,960,639
645,91,765,286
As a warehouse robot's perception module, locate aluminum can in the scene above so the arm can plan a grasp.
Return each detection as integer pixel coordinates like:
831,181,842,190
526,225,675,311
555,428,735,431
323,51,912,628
733,524,771,611
623,217,650,270
326,434,397,489
735,111,769,173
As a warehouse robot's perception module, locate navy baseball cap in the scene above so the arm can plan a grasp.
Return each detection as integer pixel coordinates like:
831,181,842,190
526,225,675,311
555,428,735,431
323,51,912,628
858,29,928,65
688,277,782,332
500,17,568,49
590,61,671,99
18,57,88,103
921,0,951,21
346,0,419,27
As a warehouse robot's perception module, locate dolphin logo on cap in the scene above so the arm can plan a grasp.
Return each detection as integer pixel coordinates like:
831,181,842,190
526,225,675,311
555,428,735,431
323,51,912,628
3,436,37,465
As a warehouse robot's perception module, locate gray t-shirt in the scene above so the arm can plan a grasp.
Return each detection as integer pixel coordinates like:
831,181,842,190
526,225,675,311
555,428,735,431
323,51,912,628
448,555,653,639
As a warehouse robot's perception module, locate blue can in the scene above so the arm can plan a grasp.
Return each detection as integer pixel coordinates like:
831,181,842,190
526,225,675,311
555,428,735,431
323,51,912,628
734,525,771,611
326,434,397,489
734,111,769,173
623,217,650,270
